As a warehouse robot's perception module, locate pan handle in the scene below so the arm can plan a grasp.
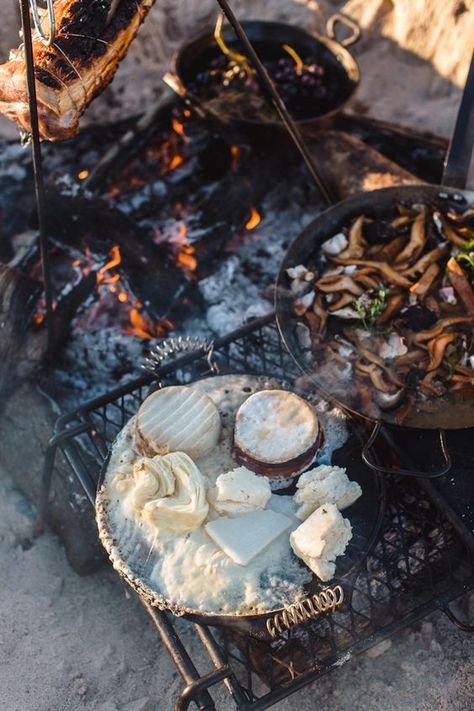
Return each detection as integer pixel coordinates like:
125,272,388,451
442,50,474,189
326,13,361,48
266,585,344,639
362,422,452,479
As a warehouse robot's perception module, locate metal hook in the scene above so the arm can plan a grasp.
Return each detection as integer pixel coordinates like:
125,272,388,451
29,0,55,46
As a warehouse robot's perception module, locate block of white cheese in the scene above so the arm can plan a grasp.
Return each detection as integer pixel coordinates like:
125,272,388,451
290,503,352,581
136,385,221,460
208,466,271,516
294,464,362,520
205,509,292,566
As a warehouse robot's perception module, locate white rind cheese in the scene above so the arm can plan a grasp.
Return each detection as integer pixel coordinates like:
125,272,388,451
136,385,221,460
208,466,271,516
290,503,352,581
294,464,362,520
234,389,319,464
205,509,292,566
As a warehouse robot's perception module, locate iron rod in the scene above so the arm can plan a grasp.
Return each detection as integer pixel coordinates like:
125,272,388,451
214,0,335,205
19,0,54,356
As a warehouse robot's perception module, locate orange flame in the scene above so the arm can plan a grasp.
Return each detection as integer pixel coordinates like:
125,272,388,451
245,207,261,230
230,145,240,171
96,245,122,284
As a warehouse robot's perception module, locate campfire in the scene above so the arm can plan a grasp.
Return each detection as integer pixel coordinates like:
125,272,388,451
0,3,473,711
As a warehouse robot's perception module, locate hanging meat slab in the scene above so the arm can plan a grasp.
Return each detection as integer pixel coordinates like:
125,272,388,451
0,0,155,141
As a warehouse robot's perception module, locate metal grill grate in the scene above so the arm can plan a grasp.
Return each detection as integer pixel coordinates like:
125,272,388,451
48,313,474,710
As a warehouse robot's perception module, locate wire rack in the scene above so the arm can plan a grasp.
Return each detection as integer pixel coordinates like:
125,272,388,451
44,312,474,711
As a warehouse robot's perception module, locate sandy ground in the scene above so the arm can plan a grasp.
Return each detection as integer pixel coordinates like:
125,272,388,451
1,466,473,711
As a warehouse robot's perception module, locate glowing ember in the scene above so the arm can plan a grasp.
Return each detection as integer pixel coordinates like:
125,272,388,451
172,118,187,139
169,154,184,170
245,208,261,230
230,145,240,171
78,169,89,180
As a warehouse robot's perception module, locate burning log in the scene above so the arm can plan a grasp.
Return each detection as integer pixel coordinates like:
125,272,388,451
309,130,417,199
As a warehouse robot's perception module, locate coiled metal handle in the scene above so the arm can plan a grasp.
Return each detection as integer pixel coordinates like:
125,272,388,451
30,0,55,46
143,336,219,377
266,585,344,639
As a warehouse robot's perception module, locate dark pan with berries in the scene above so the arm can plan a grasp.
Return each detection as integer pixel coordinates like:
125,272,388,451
276,54,474,477
171,17,360,137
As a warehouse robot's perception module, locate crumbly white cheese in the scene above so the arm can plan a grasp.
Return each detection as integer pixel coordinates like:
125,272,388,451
290,503,352,581
205,509,292,566
208,466,271,516
294,464,362,520
234,390,319,464
136,385,221,460
321,232,348,255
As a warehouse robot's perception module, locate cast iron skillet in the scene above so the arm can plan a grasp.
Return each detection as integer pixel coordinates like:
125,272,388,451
167,15,360,137
96,376,385,640
276,52,474,478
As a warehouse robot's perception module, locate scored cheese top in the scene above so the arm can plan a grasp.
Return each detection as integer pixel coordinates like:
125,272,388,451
136,385,221,460
234,390,319,464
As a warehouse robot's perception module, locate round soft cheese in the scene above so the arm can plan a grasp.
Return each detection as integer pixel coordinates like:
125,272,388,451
234,390,320,478
136,385,221,460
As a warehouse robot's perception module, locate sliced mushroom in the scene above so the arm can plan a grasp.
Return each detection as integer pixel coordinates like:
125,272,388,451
409,263,440,299
356,362,394,393
433,212,467,249
446,257,474,314
379,293,405,324
395,208,426,265
412,316,474,344
328,293,355,312
339,216,365,259
393,348,428,367
376,234,410,262
312,294,328,334
330,258,412,288
402,244,448,278
315,275,364,297
426,333,456,371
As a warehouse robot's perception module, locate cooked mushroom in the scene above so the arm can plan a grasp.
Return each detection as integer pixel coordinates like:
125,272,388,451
433,212,467,249
356,362,394,393
395,208,426,265
328,293,355,312
339,216,365,259
409,263,440,299
446,257,474,314
379,293,405,324
426,333,456,371
330,258,412,288
315,275,363,297
402,244,448,278
412,316,474,343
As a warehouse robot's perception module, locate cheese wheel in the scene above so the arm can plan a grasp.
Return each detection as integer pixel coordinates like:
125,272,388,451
234,390,320,479
136,385,221,460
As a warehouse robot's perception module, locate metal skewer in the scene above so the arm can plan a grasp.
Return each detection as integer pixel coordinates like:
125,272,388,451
214,1,335,205
20,0,55,355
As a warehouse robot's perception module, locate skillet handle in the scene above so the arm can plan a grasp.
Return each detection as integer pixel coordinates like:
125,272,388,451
326,13,361,48
266,585,344,639
442,50,474,189
362,422,452,479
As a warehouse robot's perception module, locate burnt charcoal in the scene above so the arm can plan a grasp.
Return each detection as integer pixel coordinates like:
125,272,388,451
402,304,438,331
